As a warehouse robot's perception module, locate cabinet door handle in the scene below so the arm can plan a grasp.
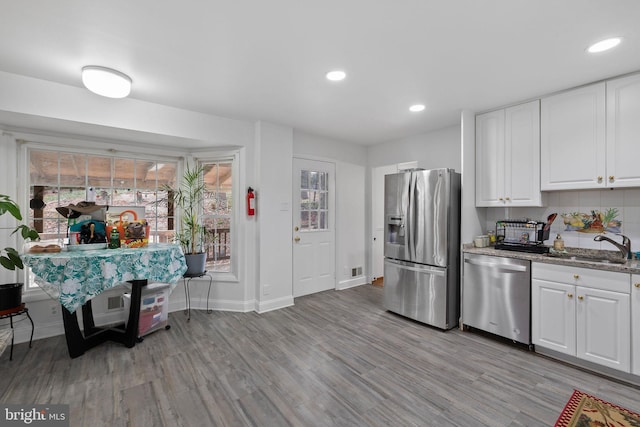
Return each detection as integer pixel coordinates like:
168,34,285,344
573,274,579,279
597,176,603,183
635,283,640,288
498,197,504,201
567,293,573,299
505,197,510,201
609,175,614,182
578,295,584,301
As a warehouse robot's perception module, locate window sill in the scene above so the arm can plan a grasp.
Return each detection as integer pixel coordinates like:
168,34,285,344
204,271,238,283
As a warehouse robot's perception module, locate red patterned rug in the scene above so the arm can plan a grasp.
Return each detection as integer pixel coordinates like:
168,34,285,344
554,389,640,427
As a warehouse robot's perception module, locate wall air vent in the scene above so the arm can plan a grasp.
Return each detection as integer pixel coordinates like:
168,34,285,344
108,296,124,310
351,267,363,277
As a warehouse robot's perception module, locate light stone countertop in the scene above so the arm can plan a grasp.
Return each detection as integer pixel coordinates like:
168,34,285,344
462,244,640,274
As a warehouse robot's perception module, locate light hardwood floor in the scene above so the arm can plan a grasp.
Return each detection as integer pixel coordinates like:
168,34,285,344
1,285,638,426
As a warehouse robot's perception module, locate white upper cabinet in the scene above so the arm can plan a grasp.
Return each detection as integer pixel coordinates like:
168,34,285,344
476,100,542,207
606,73,640,188
541,83,606,190
541,74,640,190
476,109,504,206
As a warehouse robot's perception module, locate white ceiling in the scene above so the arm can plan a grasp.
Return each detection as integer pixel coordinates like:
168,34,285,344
1,0,639,146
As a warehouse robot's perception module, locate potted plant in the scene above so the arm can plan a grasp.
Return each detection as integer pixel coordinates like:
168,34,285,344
0,194,40,310
166,163,207,276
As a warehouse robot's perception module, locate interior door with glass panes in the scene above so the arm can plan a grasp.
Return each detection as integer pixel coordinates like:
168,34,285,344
293,158,335,298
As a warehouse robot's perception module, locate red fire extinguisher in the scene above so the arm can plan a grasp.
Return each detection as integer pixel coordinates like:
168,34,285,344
247,187,255,216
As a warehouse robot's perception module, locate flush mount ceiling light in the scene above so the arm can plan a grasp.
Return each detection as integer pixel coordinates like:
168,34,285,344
587,37,622,53
326,70,346,81
409,104,426,112
81,66,132,98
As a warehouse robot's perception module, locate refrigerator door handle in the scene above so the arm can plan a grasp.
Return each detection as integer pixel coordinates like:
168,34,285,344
406,172,417,260
463,257,528,273
385,258,446,276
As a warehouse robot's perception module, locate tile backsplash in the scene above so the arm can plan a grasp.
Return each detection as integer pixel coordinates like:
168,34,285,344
484,188,640,254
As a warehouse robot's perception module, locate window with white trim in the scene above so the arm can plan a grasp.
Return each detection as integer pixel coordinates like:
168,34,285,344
26,147,179,288
200,158,235,273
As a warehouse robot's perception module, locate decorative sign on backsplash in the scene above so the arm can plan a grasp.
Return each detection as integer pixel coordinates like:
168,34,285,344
561,208,622,233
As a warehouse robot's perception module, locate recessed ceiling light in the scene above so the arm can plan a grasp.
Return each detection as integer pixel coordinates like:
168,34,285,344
326,70,346,81
409,104,425,112
587,37,622,53
82,66,132,98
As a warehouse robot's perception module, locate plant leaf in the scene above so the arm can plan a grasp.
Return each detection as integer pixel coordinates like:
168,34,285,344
0,255,16,270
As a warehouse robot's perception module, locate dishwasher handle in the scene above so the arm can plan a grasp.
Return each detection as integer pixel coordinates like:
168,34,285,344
464,257,528,273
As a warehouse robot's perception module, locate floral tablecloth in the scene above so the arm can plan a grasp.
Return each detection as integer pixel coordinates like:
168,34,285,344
21,244,187,313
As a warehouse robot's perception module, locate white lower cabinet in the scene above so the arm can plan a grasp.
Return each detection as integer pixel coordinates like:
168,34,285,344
532,263,630,373
633,274,640,375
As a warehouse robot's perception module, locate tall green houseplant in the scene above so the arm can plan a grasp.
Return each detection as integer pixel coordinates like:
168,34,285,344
167,163,207,275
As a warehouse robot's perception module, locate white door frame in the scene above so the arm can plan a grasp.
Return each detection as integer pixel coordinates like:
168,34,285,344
292,157,336,298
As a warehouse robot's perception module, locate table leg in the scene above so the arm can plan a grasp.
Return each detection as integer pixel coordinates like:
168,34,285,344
81,299,98,335
206,274,213,314
61,305,86,358
61,279,146,357
183,277,192,321
123,279,145,347
9,313,14,361
26,310,34,349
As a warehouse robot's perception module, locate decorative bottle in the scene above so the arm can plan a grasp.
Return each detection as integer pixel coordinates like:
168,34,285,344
109,228,121,249
553,233,564,251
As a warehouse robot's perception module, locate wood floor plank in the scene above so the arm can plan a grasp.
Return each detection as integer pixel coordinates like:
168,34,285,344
1,284,639,426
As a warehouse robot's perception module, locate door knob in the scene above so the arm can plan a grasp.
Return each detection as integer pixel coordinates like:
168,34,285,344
294,236,300,242
294,226,299,231
578,295,584,301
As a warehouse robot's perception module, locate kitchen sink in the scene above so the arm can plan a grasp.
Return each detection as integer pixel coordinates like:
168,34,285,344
546,252,627,265
568,256,625,264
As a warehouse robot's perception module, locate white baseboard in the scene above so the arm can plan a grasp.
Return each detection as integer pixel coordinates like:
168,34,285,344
256,295,294,313
169,297,254,313
337,276,367,290
10,320,64,344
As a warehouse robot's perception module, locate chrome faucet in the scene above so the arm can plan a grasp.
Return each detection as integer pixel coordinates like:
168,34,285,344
594,234,632,259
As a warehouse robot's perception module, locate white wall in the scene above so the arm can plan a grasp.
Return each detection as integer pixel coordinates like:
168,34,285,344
365,124,462,281
368,124,461,171
255,122,294,312
292,131,368,289
460,110,485,246
0,134,19,285
0,71,254,148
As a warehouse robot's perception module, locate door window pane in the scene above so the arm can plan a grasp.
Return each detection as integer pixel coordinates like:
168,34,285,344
299,169,328,231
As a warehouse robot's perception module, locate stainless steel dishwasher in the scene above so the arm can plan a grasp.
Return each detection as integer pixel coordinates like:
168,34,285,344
462,253,531,345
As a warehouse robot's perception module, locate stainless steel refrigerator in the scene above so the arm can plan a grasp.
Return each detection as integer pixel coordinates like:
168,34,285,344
383,168,461,330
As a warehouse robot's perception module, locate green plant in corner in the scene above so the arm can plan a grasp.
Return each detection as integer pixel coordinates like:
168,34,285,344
165,163,206,255
0,194,40,270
